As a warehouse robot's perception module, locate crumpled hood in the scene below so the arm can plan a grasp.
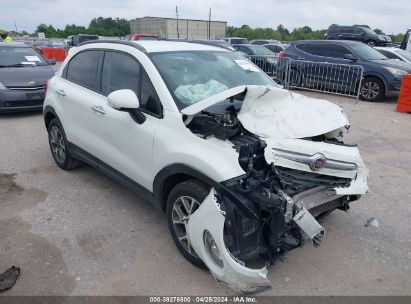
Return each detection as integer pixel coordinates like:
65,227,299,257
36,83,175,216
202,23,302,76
237,86,349,139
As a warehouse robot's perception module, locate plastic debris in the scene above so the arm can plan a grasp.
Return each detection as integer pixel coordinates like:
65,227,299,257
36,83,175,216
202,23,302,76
365,217,379,228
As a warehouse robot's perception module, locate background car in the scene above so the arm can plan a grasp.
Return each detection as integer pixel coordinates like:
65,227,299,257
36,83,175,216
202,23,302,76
223,37,249,45
250,39,279,45
375,47,411,63
190,39,235,51
0,42,55,113
279,40,411,101
324,25,391,46
262,43,290,54
232,44,277,75
126,34,160,41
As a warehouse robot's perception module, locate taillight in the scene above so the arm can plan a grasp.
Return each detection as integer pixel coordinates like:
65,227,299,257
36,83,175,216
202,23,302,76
279,53,287,59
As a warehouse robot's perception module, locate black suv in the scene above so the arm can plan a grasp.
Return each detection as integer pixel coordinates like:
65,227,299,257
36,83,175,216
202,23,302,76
279,40,411,101
324,25,391,46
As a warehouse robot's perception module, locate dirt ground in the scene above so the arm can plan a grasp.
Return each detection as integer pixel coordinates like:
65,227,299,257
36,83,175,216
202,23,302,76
0,91,410,296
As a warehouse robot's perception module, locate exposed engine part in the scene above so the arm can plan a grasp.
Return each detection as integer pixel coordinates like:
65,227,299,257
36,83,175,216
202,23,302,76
293,201,325,247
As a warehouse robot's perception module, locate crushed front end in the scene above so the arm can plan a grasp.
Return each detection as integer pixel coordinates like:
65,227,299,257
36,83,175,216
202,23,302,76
184,86,369,292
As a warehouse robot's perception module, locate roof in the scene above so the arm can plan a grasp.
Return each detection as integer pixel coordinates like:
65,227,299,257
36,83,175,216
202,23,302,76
80,40,230,53
291,40,364,45
0,42,29,47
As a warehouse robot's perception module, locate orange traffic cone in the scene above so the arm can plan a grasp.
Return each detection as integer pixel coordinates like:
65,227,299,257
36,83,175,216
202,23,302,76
397,74,411,113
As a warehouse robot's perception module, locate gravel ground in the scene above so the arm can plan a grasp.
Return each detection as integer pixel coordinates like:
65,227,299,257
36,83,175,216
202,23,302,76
0,90,410,296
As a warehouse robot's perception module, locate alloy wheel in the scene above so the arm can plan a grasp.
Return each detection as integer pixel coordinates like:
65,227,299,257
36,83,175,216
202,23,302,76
361,81,380,100
49,126,66,163
171,196,201,258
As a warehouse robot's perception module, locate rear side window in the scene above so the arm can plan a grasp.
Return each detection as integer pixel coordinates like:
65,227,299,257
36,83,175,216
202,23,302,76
340,27,354,34
101,51,140,96
326,44,352,58
65,50,103,91
296,43,326,56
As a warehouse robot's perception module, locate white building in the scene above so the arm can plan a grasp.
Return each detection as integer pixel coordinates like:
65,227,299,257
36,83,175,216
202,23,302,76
130,16,227,40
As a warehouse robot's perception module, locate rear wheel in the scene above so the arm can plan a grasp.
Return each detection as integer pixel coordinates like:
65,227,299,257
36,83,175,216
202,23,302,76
166,180,209,268
360,77,385,101
47,118,80,170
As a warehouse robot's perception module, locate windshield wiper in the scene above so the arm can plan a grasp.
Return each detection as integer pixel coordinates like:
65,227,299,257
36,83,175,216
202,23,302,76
0,63,36,68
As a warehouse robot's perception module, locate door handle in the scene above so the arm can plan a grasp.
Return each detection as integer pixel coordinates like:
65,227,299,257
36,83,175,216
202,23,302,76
91,105,106,115
56,89,66,96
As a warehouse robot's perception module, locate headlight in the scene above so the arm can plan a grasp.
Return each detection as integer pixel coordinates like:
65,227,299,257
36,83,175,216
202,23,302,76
378,35,386,41
203,230,223,268
384,67,408,77
0,82,8,90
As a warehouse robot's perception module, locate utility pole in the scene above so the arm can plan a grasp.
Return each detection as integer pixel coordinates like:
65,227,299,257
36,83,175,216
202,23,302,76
208,7,211,39
176,6,180,39
13,21,18,33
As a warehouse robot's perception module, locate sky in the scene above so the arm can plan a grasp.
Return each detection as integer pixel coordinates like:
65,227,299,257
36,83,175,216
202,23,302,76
0,0,408,34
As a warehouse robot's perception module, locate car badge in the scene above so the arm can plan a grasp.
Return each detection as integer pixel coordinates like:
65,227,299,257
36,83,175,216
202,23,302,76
27,81,36,86
310,153,327,171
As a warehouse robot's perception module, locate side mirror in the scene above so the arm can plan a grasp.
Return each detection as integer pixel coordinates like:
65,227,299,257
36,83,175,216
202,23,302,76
344,53,358,61
48,59,56,65
107,89,146,124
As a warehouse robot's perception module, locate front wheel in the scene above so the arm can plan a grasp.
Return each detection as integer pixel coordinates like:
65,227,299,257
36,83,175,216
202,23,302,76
48,118,80,170
166,180,209,268
360,77,385,101
367,40,377,46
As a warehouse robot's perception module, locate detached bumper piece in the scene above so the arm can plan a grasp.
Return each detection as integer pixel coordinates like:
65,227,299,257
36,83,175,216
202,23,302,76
187,188,325,293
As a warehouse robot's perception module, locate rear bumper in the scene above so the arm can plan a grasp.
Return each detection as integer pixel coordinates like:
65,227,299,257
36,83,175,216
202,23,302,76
0,89,45,113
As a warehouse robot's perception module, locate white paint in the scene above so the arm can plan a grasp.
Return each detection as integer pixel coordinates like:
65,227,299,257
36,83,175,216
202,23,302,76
238,86,349,139
187,189,270,293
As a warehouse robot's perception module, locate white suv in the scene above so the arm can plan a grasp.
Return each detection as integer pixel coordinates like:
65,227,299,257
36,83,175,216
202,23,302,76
43,40,369,293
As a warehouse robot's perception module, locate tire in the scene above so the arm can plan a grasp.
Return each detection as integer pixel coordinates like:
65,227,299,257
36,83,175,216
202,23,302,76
166,179,210,268
366,40,377,46
360,77,385,102
47,118,80,170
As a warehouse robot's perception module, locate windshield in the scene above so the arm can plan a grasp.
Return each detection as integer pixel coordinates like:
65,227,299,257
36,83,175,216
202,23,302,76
0,47,48,66
349,43,388,60
248,45,275,55
150,51,277,109
51,41,66,47
139,36,159,41
395,49,411,61
359,27,377,36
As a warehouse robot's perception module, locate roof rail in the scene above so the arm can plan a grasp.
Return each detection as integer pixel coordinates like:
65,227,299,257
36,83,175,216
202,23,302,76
78,39,146,53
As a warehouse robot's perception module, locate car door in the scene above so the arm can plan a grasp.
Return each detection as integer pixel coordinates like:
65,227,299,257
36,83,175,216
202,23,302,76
339,27,354,40
86,50,162,190
323,44,362,93
57,50,104,153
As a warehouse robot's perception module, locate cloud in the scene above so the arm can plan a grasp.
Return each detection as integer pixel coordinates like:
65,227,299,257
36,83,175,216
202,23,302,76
0,0,407,34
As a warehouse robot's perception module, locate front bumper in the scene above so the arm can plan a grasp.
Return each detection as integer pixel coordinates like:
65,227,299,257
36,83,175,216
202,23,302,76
0,88,45,113
385,76,403,98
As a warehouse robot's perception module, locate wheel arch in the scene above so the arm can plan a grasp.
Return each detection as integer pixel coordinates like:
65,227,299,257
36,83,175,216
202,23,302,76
153,164,216,212
43,106,59,129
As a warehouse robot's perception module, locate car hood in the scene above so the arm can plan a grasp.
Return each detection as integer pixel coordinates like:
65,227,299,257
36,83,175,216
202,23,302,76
0,65,55,87
182,85,349,139
371,59,411,71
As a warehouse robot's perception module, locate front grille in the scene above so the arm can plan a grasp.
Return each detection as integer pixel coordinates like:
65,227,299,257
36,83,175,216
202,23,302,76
4,99,43,107
275,166,351,194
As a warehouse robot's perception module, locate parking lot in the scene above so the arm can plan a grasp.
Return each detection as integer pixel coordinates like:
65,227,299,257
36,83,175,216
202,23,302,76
1,91,410,296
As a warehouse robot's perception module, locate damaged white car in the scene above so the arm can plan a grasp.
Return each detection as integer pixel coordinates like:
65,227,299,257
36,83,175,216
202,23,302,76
43,40,369,293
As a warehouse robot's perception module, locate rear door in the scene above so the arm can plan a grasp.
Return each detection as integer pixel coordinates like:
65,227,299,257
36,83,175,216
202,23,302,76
339,27,354,40
57,50,104,152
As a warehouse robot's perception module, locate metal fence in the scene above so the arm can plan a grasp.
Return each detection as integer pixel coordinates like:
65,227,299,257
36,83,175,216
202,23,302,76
247,55,364,100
